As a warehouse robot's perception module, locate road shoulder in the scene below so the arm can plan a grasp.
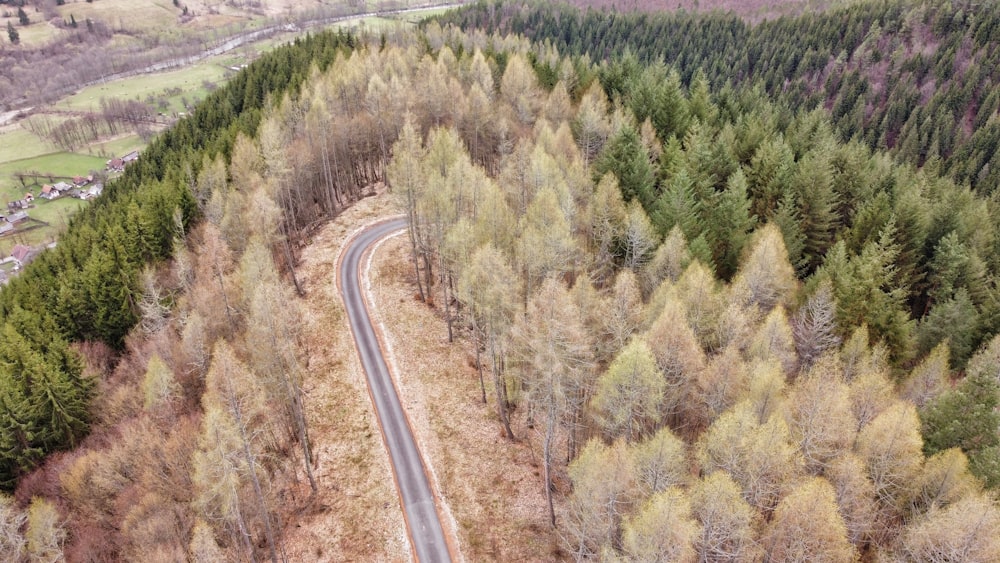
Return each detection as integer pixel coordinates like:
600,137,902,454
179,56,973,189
366,231,565,562
283,192,408,562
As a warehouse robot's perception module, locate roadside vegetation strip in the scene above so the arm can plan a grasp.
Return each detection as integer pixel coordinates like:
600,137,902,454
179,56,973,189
338,217,455,563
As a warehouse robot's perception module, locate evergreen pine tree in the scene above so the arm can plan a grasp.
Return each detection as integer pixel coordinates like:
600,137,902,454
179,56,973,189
921,369,1000,488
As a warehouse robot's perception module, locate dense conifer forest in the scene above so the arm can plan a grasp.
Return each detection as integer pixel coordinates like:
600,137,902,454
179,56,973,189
438,0,1000,192
2,0,1000,559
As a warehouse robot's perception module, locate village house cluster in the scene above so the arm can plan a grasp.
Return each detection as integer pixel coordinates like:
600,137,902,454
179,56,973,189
1,150,138,239
106,150,139,173
0,150,138,283
38,176,104,202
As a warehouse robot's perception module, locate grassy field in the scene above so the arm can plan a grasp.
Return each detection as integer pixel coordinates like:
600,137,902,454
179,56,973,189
56,61,230,114
0,153,107,187
398,6,455,22
335,15,402,31
90,135,145,162
0,150,106,176
56,0,185,37
0,16,61,48
0,128,53,165
334,5,460,32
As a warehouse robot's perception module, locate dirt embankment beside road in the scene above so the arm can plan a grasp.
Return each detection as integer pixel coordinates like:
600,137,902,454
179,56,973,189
289,191,564,561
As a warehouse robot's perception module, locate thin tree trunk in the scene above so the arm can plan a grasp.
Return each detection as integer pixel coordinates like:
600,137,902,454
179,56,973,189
318,130,336,214
409,229,426,301
230,391,280,563
281,234,304,297
491,337,514,440
544,405,556,528
264,310,317,494
215,262,236,336
292,387,318,493
422,251,434,302
568,406,580,463
444,272,454,343
475,328,486,404
234,494,259,563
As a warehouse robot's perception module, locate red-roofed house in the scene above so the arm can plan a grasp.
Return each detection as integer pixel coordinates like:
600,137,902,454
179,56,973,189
11,244,32,267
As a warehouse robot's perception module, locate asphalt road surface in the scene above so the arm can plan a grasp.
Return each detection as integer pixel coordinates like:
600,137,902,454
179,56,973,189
339,218,452,563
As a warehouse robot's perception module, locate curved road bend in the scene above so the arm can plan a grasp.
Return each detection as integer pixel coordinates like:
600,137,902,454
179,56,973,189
339,218,452,563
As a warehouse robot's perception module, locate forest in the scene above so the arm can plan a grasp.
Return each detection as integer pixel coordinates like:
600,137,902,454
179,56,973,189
1,0,1000,559
0,29,361,560
437,0,1000,192
385,21,1000,557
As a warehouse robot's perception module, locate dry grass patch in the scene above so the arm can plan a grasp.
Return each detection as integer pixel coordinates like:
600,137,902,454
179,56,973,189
367,231,566,562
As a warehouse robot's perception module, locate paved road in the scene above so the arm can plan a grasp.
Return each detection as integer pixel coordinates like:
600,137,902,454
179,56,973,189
339,218,452,563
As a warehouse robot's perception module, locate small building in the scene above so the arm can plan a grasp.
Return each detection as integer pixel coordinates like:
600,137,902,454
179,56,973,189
40,185,58,200
24,192,33,202
122,150,139,164
0,223,13,236
73,175,89,186
83,183,104,200
10,244,32,267
107,158,124,172
7,211,28,223
53,181,72,193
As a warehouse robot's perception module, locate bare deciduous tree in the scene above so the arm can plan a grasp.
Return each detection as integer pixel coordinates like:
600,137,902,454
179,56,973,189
689,471,761,563
0,494,26,561
696,401,801,513
457,244,518,439
622,487,700,563
901,341,950,408
783,355,856,473
592,340,665,442
629,426,688,499
902,492,1000,562
763,477,857,562
511,277,593,527
856,401,924,512
25,497,65,562
792,279,841,372
563,439,634,559
730,223,797,313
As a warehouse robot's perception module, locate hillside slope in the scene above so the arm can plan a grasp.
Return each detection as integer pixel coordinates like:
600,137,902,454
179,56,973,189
438,0,1000,192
